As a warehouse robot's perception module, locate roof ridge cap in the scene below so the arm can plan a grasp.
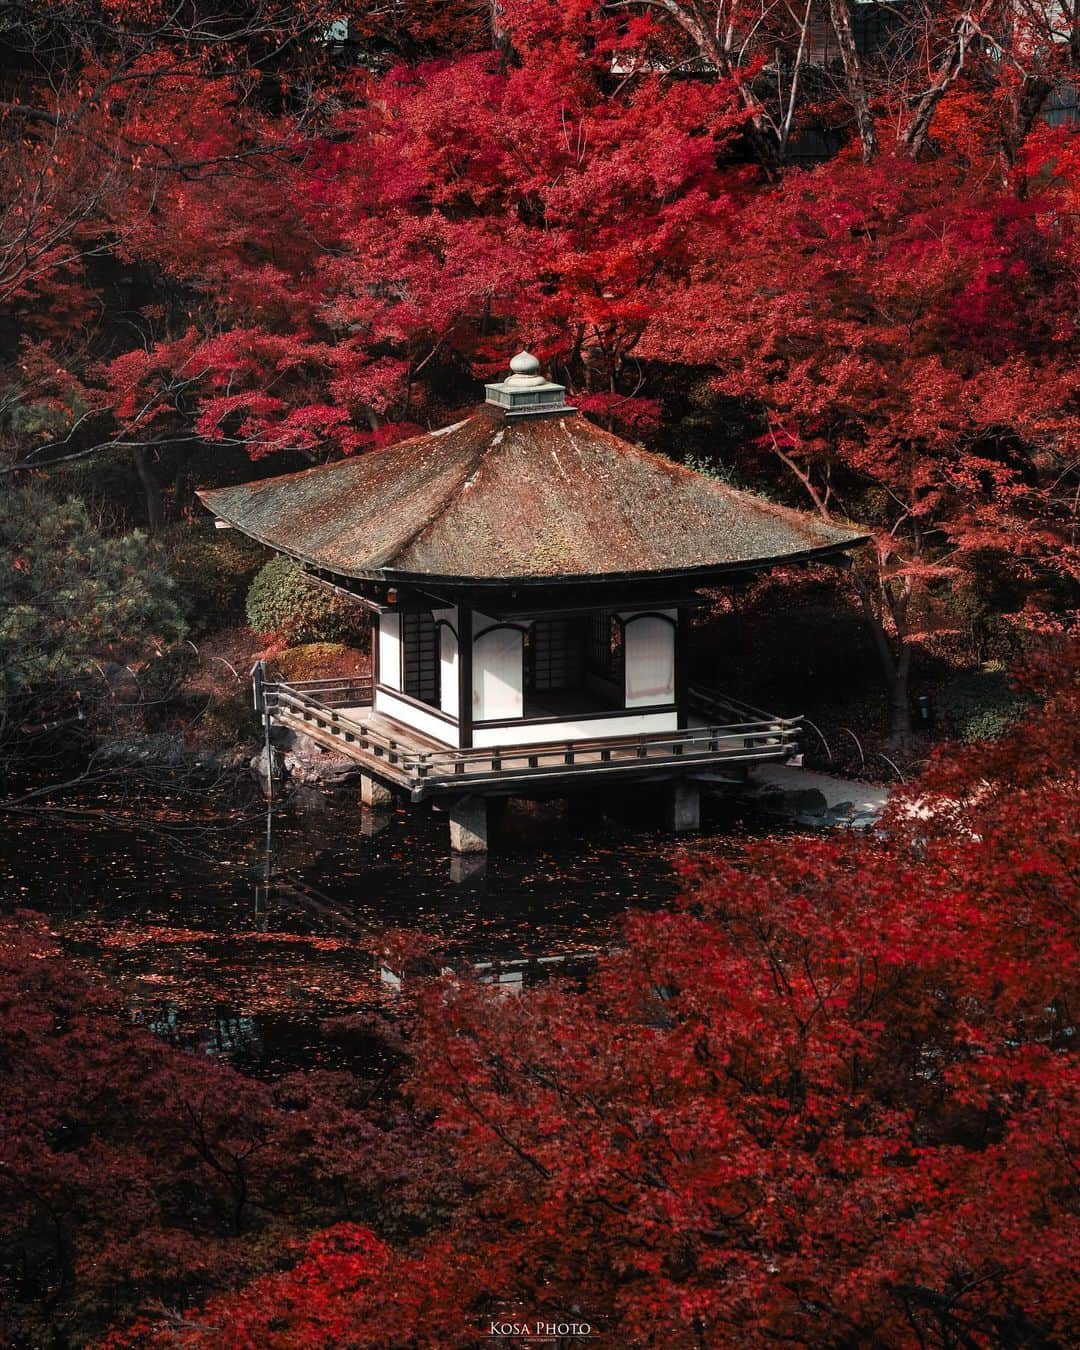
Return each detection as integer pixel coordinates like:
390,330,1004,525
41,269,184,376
371,412,505,569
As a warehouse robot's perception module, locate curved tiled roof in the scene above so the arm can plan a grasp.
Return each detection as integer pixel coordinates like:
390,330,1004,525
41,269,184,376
198,404,866,585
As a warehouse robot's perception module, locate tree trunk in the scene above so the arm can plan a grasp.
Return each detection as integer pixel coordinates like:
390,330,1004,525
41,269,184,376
170,449,193,516
133,446,162,533
652,0,783,174
779,0,815,158
889,644,913,749
1002,77,1053,175
827,0,878,162
490,0,510,56
852,572,912,751
900,3,993,159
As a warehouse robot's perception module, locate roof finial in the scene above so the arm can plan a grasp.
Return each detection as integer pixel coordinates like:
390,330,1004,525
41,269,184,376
485,351,576,418
506,351,544,384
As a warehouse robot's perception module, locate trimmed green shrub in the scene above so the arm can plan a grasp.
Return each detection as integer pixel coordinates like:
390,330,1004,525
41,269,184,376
937,663,1032,743
246,557,368,644
164,525,266,633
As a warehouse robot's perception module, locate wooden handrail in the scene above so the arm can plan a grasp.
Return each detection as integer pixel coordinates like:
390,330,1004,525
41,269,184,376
264,678,800,790
266,677,373,709
265,685,403,760
415,724,797,779
689,682,794,724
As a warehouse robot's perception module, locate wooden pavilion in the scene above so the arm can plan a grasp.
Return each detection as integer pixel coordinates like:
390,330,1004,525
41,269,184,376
200,353,866,851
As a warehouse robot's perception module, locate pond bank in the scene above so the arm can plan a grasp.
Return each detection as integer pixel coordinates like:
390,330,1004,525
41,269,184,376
749,762,890,829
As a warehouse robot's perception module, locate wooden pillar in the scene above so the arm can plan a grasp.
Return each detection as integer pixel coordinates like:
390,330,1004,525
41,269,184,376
449,794,488,854
675,605,690,730
458,605,474,749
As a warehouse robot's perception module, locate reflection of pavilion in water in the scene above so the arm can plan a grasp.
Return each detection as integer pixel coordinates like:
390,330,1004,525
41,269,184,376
254,804,603,996
139,1003,264,1061
253,804,494,923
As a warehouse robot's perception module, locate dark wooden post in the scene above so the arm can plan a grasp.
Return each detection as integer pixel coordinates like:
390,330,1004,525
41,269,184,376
252,659,274,805
252,658,267,716
458,605,474,748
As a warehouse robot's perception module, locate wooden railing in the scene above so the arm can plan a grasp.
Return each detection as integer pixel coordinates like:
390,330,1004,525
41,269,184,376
255,668,800,798
689,683,784,725
267,675,373,708
264,680,420,773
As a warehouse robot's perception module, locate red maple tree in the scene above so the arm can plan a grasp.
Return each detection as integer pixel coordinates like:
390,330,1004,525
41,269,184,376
642,154,1080,741
0,912,447,1347
107,650,1079,1348
89,6,750,461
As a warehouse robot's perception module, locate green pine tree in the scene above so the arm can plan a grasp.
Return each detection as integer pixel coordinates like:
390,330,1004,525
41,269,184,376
0,487,186,703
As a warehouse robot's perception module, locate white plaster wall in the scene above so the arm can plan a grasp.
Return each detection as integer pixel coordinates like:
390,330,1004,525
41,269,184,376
472,624,524,721
472,710,677,748
377,612,402,691
374,688,459,746
438,623,459,719
473,611,525,638
623,611,676,708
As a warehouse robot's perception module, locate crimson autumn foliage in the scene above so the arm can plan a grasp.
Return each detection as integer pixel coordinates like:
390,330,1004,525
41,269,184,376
0,914,446,1348
95,16,749,458
1,8,1078,1338
5,2,1079,480
3,2,1077,742
642,153,1080,738
108,654,1079,1349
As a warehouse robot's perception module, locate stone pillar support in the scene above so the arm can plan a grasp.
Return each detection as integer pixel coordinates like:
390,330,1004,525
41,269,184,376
360,805,392,837
667,779,700,833
361,773,394,808
449,794,489,854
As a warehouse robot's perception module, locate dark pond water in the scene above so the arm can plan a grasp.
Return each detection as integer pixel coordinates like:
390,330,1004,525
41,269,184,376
0,782,775,1078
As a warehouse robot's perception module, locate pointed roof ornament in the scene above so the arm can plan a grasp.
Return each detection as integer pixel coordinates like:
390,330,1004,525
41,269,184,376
485,351,576,418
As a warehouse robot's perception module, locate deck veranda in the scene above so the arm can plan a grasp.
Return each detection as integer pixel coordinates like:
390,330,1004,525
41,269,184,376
256,674,801,802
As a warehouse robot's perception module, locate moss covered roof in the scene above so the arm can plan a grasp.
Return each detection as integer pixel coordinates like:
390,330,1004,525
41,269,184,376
198,404,866,586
